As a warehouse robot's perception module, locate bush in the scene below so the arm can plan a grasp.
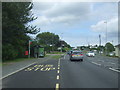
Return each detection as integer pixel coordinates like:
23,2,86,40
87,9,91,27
2,44,18,61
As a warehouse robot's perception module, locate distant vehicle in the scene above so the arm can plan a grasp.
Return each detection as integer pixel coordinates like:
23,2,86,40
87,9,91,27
108,52,115,56
70,51,84,61
86,51,95,57
67,50,73,55
99,51,103,54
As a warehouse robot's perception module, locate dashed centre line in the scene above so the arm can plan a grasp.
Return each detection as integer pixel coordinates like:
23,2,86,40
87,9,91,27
55,58,61,90
57,75,60,80
92,62,101,66
56,83,59,90
57,70,60,74
58,67,60,70
64,55,66,59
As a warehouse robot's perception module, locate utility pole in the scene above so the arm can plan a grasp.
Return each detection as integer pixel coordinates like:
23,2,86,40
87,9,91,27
104,21,107,43
28,40,32,58
99,34,101,46
99,34,101,54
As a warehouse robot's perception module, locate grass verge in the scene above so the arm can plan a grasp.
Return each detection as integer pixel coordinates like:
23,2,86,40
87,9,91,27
48,52,65,54
51,55,62,59
45,54,51,57
0,63,2,66
2,57,35,65
3,55,52,65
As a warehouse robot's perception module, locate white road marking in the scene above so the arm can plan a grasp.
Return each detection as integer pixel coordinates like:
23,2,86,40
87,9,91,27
97,60,104,62
109,68,120,73
57,70,60,74
1,57,53,79
34,68,40,71
57,75,59,80
52,68,55,70
0,62,36,80
58,67,60,70
64,55,66,59
91,62,101,66
56,83,59,90
58,59,60,65
110,63,116,65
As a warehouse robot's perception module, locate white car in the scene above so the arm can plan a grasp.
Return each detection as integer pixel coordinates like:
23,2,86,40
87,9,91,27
86,51,95,57
109,52,115,56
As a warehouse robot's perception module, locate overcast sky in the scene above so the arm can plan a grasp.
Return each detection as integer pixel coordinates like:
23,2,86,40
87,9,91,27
29,1,118,47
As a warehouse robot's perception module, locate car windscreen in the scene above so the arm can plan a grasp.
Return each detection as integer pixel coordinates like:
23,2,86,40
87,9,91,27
72,52,82,54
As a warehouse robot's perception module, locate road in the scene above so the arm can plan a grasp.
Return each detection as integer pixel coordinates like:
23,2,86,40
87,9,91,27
1,54,119,89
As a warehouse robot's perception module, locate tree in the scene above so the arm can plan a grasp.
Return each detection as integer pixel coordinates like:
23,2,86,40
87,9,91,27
97,46,105,52
36,32,60,52
36,32,59,46
36,32,71,52
56,40,70,48
2,2,40,61
105,42,115,53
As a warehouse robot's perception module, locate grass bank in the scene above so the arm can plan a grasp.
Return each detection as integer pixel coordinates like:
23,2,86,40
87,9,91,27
51,55,62,59
0,63,2,66
3,57,35,65
47,51,65,54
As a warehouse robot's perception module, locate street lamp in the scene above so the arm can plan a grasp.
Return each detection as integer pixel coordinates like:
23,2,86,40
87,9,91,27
104,21,107,55
104,21,107,44
60,33,63,52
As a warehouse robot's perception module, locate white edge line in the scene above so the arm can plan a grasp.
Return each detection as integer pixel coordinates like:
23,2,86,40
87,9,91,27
0,62,36,80
92,62,101,66
109,68,120,73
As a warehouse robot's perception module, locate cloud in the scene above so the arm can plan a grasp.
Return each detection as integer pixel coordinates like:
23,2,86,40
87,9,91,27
91,17,118,45
43,3,91,17
90,3,118,20
30,2,118,46
31,2,92,26
91,17,118,34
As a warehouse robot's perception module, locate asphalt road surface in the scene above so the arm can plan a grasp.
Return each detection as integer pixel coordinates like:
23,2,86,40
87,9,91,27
2,55,119,89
